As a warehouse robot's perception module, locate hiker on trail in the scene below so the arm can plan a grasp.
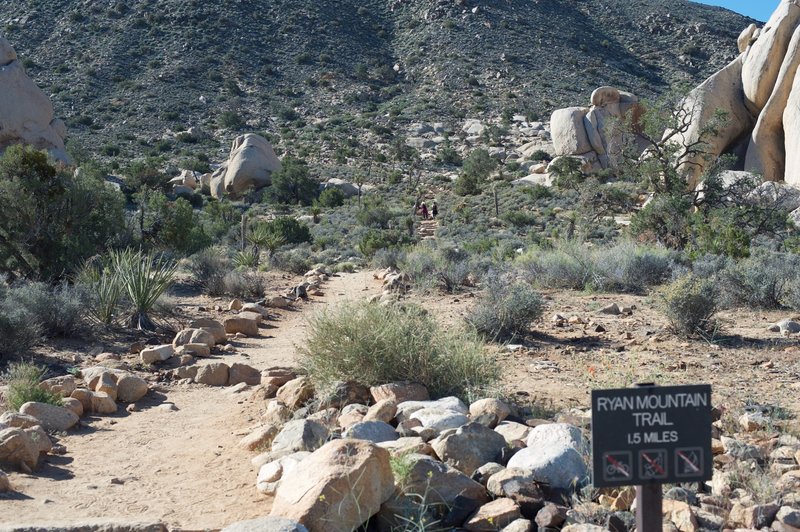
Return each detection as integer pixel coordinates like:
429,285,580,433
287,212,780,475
431,201,438,219
421,202,429,220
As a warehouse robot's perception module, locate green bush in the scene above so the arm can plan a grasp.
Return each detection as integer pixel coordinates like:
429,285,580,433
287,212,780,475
455,149,497,196
124,158,167,191
466,278,543,342
402,245,475,293
267,156,318,205
0,146,126,280
317,187,346,208
140,193,212,254
718,250,800,309
529,150,552,162
3,362,63,411
657,275,718,337
264,216,312,245
519,241,594,290
188,247,230,296
222,270,267,299
301,301,498,399
358,230,410,258
0,292,41,360
10,282,87,337
592,242,676,294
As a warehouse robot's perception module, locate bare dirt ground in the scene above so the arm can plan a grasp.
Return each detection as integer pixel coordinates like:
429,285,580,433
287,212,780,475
3,272,800,529
1,270,383,531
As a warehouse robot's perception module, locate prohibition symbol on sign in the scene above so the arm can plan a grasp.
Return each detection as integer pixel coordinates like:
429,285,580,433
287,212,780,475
675,447,703,477
638,449,668,480
602,452,633,482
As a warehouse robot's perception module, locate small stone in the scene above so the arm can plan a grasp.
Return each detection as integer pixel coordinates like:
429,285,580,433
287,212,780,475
91,392,117,414
229,363,261,386
343,420,398,443
739,411,768,432
194,363,230,386
469,398,511,428
157,403,179,412
228,298,243,311
464,498,521,531
600,303,621,315
276,377,314,411
536,503,568,528
116,374,148,403
61,397,83,417
19,402,79,432
239,425,279,452
140,344,174,364
0,470,9,492
363,399,397,423
370,382,429,403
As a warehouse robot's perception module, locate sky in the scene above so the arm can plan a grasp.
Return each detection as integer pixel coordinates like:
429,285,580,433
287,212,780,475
693,0,781,22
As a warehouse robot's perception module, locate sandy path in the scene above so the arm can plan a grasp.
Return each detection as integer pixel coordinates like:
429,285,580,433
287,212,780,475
1,271,384,530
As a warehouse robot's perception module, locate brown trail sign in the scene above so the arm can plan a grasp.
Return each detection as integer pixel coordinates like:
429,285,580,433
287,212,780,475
591,384,712,532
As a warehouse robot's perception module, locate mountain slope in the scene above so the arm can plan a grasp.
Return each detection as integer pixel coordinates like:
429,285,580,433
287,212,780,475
1,0,754,163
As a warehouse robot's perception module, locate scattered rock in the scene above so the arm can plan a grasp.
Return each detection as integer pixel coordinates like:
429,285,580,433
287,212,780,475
469,398,511,428
663,499,699,532
173,328,216,349
432,422,506,476
228,363,261,386
0,470,9,492
189,318,227,344
19,402,79,432
0,427,39,471
221,516,308,532
91,392,118,414
343,421,398,444
486,468,546,518
116,375,149,403
61,397,84,417
270,439,394,531
0,412,40,429
464,498,521,531
599,303,621,315
271,419,330,455
239,425,279,452
224,316,260,337
494,421,531,444
536,503,568,528
729,501,780,529
40,375,76,397
370,382,429,404
276,377,315,410
140,345,175,364
364,400,397,423
194,363,230,386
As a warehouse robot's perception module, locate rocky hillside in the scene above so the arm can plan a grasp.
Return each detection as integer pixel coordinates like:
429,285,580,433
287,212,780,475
2,0,754,163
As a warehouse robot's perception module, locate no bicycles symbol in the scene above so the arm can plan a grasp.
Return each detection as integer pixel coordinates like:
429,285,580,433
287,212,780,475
591,384,712,488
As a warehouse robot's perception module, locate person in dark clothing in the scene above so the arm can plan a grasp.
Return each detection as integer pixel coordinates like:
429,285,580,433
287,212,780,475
420,202,429,220
431,201,438,219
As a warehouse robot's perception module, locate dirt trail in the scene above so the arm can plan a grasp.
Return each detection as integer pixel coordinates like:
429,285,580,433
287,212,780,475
2,271,384,531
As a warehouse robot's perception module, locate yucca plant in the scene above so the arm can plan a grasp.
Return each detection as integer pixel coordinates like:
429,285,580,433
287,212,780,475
233,247,260,269
110,248,177,330
76,257,125,325
247,224,286,264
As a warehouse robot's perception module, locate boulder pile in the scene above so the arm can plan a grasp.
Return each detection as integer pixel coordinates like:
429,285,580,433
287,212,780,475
209,133,282,199
0,36,68,162
227,374,800,532
550,86,643,173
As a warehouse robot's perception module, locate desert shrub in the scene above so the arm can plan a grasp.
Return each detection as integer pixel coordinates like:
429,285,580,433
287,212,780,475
372,247,406,269
519,241,594,290
10,282,88,337
264,216,312,245
402,245,474,293
188,247,230,296
222,270,266,299
272,246,314,275
124,158,168,191
267,157,318,206
3,362,63,411
0,296,41,359
657,275,718,337
317,187,345,208
466,277,543,341
140,193,212,254
718,250,800,309
301,301,498,399
591,241,676,294
358,230,410,258
630,195,693,249
529,149,552,162
455,148,497,195
0,146,126,280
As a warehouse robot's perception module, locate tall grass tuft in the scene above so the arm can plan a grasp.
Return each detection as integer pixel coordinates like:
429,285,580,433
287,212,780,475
110,248,177,330
301,301,498,399
3,362,63,412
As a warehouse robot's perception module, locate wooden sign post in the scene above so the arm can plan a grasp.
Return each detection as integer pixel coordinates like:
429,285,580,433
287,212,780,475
591,384,712,532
